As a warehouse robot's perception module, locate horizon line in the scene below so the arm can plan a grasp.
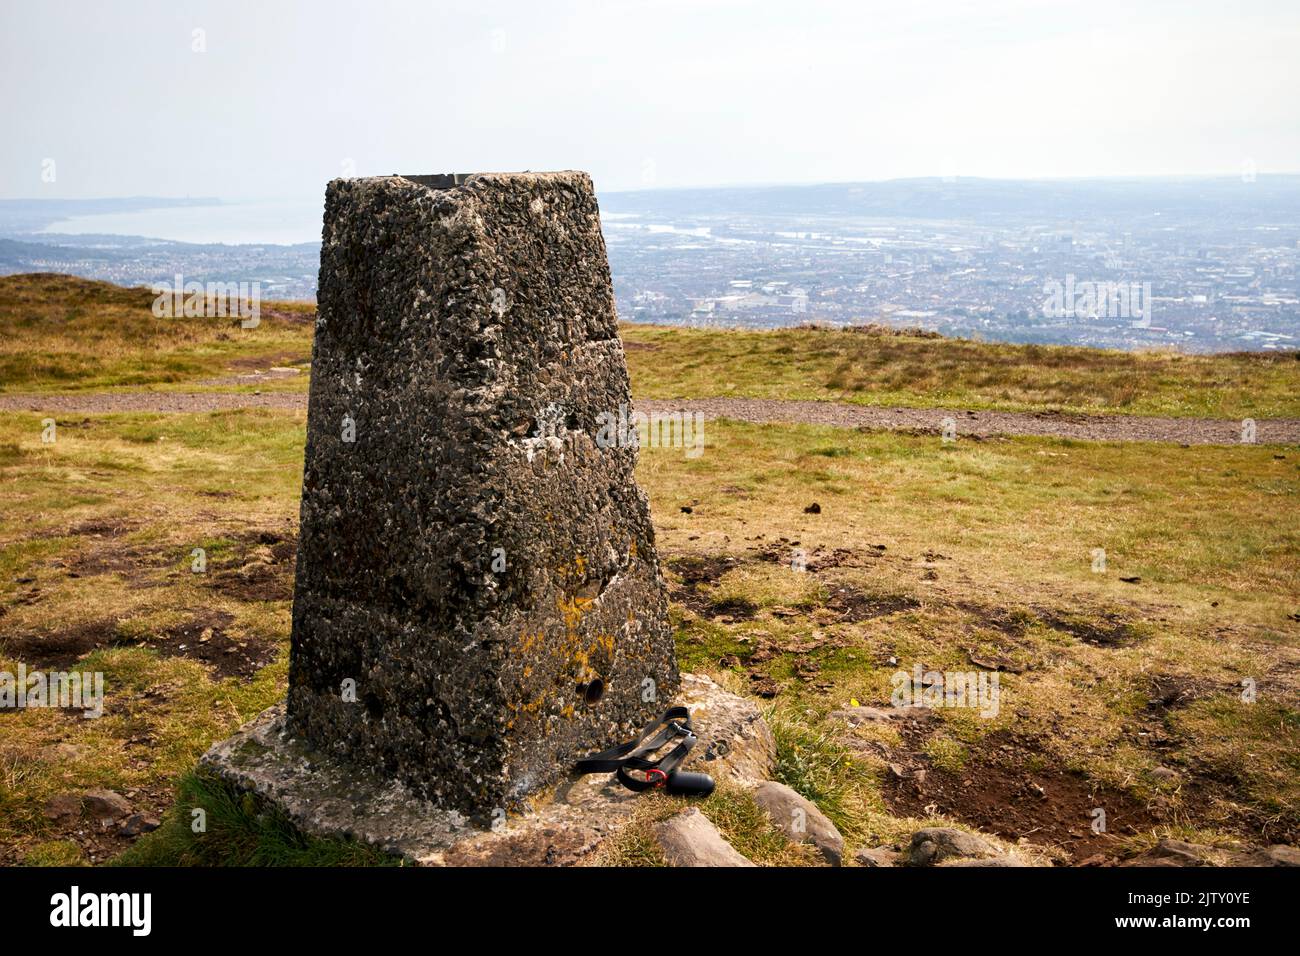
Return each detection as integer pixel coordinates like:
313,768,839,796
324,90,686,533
6,170,1300,205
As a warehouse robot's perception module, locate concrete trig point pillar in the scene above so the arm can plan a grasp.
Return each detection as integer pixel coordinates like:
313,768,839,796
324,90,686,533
287,171,679,817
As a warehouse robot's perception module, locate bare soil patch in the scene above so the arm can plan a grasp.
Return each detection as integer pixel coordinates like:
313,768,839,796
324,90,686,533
151,609,277,679
1035,610,1140,648
825,584,920,622
752,541,882,572
1,610,276,680
880,726,1162,863
959,601,1142,649
4,619,122,670
666,553,740,587
1143,673,1231,715
699,596,759,620
28,779,177,866
67,517,137,538
208,564,293,602
197,351,309,387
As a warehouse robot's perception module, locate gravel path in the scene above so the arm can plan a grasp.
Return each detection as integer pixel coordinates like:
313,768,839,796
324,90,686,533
638,398,1300,446
2,391,1296,445
0,391,308,414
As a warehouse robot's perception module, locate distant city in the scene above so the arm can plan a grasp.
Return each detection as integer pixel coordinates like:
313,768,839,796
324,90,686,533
3,176,1299,352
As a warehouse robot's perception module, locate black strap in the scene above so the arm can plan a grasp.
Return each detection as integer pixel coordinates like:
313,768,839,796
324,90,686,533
574,706,696,792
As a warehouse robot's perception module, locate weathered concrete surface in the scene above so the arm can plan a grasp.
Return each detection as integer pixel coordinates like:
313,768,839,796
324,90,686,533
288,171,678,816
202,673,774,866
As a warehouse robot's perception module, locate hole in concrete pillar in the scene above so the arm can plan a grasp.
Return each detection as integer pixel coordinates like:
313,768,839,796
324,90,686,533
580,677,605,706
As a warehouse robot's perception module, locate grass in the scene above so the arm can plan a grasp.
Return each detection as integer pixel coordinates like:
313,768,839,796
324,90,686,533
622,323,1300,418
588,783,817,867
1,405,1294,865
114,770,399,867
639,418,1300,854
768,708,871,836
0,273,313,393
1,273,1297,865
0,408,304,864
5,273,1299,419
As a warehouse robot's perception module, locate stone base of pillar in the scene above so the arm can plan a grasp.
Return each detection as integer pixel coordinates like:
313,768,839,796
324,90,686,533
200,673,774,866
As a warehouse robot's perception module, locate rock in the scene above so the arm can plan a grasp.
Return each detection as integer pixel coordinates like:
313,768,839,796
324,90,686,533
82,789,131,823
287,171,679,816
1235,844,1300,867
854,845,901,867
1248,842,1300,868
1123,838,1212,867
443,825,601,867
118,813,160,837
655,809,753,867
202,671,772,866
41,743,88,763
940,857,1030,867
753,780,844,865
44,792,82,823
1256,845,1300,867
908,827,1004,866
679,673,777,784
1128,857,1191,868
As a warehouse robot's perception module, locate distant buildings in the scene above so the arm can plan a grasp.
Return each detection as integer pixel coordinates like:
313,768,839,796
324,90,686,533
5,188,1298,352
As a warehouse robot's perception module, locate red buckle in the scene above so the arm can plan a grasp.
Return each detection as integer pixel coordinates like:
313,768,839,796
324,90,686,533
645,768,668,787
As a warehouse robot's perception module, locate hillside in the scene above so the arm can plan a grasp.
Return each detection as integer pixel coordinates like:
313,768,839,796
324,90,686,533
0,274,1296,867
0,274,314,393
4,274,1299,419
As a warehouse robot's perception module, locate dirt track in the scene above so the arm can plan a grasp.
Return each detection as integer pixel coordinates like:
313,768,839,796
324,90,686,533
2,391,1297,445
638,398,1300,446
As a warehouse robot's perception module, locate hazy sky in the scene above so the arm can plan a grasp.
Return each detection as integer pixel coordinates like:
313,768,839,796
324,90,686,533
3,0,1298,200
